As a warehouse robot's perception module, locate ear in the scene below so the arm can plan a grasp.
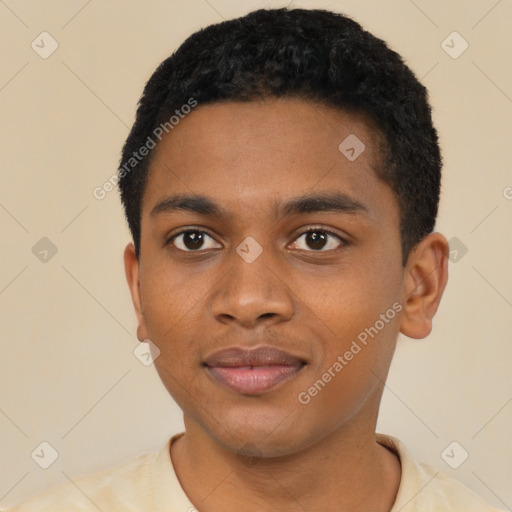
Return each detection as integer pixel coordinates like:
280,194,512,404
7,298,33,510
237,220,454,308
124,242,149,342
400,232,449,339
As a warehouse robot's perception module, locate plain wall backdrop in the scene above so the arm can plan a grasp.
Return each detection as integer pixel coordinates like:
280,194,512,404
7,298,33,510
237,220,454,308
1,0,511,509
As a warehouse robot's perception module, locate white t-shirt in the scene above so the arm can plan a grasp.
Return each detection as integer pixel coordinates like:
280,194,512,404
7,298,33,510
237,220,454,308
4,433,503,511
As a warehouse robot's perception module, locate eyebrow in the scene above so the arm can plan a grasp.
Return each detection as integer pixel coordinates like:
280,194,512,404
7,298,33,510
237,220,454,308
150,192,368,220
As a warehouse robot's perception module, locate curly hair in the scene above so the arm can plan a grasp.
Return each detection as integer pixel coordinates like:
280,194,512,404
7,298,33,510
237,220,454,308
118,7,441,265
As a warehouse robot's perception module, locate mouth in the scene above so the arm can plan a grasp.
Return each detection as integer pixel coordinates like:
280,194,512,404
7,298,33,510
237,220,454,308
203,346,306,395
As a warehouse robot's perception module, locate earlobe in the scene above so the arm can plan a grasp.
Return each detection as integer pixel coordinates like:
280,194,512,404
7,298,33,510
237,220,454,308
399,233,449,340
123,243,148,342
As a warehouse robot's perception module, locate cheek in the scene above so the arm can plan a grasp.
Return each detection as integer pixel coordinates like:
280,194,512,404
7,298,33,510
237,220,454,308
152,356,213,426
310,258,401,337
140,258,200,332
144,273,207,407
298,315,399,431
302,257,402,392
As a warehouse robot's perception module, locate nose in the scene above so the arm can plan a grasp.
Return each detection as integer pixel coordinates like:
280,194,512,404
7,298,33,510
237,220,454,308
210,248,294,329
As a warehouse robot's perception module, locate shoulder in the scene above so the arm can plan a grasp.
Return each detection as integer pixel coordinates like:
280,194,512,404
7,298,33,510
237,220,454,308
377,434,505,512
4,446,161,512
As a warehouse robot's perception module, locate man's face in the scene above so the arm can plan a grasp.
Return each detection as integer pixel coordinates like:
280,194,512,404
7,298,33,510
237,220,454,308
132,98,406,457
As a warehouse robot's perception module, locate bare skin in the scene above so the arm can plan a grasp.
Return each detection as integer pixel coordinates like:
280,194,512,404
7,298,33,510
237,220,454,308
124,97,448,511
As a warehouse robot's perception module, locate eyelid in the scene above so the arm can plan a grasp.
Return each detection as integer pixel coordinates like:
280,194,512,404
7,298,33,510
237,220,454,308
165,224,348,253
165,226,222,248
287,225,348,251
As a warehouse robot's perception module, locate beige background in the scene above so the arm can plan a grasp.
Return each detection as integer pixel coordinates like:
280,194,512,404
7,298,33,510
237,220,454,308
1,0,511,509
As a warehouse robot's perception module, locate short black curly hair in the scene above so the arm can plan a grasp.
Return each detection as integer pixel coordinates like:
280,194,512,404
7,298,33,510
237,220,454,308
118,7,441,265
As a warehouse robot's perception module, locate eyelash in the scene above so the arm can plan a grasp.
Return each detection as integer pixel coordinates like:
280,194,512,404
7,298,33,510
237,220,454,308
165,226,348,253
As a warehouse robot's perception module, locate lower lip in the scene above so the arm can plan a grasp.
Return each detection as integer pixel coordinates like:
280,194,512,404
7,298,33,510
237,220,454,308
207,365,303,395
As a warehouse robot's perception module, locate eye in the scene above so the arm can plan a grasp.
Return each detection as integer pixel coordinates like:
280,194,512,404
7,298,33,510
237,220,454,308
167,229,221,252
290,228,346,252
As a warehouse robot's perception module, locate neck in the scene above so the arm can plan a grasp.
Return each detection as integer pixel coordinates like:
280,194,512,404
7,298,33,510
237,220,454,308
170,418,401,512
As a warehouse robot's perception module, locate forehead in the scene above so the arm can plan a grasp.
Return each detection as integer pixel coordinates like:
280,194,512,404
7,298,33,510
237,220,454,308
142,98,394,221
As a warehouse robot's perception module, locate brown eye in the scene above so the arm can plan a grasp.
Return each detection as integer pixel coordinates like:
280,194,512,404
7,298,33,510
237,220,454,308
291,229,345,252
169,230,221,251
305,231,328,250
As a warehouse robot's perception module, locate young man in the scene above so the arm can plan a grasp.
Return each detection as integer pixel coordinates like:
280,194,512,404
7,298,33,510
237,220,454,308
7,7,503,512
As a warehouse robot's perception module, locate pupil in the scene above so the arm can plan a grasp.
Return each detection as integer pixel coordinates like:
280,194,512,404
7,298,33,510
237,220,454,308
184,231,204,250
306,231,327,250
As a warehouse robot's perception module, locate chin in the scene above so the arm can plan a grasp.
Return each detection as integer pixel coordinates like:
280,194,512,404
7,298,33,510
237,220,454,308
204,405,323,459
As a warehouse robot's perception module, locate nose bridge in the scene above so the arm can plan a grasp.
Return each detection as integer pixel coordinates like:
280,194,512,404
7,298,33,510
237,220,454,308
210,241,293,326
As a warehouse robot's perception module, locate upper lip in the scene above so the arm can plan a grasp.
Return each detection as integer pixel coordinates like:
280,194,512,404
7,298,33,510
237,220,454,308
203,346,306,368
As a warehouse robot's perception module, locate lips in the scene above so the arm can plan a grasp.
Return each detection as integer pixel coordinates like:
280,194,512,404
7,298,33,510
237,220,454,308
204,346,306,395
